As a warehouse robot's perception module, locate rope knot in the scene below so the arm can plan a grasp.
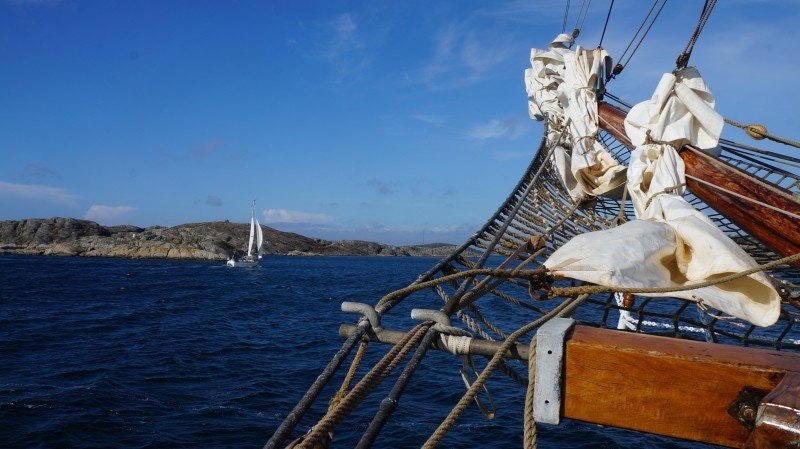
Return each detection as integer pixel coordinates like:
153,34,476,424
527,272,554,301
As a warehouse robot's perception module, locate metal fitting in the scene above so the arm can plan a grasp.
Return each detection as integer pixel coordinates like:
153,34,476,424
341,301,382,332
411,309,471,336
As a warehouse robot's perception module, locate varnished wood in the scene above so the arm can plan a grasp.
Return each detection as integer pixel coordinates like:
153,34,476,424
744,372,800,448
597,102,800,263
562,325,800,447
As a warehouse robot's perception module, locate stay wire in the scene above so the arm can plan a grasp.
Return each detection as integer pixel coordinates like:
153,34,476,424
572,0,591,37
608,0,667,82
619,0,667,68
562,0,571,34
676,0,717,68
598,0,615,48
617,0,661,63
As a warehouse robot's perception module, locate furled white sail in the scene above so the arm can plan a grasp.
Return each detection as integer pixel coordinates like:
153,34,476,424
543,67,780,327
525,34,626,201
256,219,264,259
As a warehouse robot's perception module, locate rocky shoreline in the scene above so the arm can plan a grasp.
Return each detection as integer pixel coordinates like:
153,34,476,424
0,217,462,260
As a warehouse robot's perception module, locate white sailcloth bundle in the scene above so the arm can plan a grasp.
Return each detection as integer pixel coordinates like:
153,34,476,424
525,35,626,202
543,67,780,327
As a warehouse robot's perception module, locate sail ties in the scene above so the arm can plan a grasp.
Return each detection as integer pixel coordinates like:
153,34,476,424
525,36,626,201
544,66,781,327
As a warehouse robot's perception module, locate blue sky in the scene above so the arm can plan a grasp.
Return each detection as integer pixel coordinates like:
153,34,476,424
1,1,798,244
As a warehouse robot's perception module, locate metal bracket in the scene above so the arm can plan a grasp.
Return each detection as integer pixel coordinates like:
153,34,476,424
341,302,382,332
727,387,767,430
411,309,471,336
533,317,575,425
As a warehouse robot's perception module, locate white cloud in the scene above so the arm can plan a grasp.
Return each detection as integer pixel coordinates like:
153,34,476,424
85,205,136,224
0,181,78,206
262,208,334,224
314,12,374,83
415,20,514,89
467,118,526,140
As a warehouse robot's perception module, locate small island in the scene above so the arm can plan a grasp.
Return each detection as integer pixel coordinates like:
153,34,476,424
0,217,460,260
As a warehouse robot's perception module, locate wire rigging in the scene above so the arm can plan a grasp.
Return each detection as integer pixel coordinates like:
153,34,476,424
571,0,592,38
676,0,718,68
562,0,571,34
608,0,668,81
597,0,615,48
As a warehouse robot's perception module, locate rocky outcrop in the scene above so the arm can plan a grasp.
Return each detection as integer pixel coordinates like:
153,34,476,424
0,217,462,260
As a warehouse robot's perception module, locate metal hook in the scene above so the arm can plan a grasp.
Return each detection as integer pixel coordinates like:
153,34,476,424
411,309,471,337
341,301,382,332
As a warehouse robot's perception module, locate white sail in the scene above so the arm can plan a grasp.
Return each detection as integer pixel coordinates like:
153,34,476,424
256,219,264,259
247,216,255,257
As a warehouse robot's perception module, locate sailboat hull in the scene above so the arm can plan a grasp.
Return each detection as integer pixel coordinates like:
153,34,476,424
226,257,259,268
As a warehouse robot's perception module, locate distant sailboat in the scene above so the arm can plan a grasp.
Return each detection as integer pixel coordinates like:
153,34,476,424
226,200,264,268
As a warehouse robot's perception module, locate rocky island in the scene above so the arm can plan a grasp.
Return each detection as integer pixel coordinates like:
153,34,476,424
0,217,461,260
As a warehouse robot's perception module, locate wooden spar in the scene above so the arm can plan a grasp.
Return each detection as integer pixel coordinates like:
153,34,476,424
597,102,800,263
338,322,800,446
562,325,800,448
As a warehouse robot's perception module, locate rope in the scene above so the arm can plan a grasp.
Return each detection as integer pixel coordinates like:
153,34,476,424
597,0,615,49
523,338,538,449
725,117,800,149
614,0,667,77
614,0,667,76
572,0,591,37
642,182,686,211
375,267,548,311
684,174,800,221
550,252,800,298
328,341,368,409
421,294,588,449
612,181,629,226
298,323,430,448
676,0,717,69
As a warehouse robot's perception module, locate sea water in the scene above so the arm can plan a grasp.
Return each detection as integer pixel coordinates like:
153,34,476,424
0,254,717,448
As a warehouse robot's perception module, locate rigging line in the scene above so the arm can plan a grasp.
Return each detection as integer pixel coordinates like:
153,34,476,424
684,174,800,221
603,91,633,108
722,147,800,175
562,0,571,34
720,138,800,165
725,117,800,149
619,0,667,68
597,0,615,48
617,0,661,63
677,0,717,68
572,0,591,36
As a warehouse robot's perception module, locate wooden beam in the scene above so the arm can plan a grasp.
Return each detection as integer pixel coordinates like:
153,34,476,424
562,325,800,447
597,102,800,264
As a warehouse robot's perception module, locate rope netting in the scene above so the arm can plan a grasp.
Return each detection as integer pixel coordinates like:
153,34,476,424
267,94,800,449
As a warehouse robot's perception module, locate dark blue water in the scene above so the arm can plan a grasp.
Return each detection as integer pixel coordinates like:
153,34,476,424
0,255,717,448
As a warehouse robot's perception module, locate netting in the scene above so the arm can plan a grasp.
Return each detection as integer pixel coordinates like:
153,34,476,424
267,92,800,449
395,94,800,356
